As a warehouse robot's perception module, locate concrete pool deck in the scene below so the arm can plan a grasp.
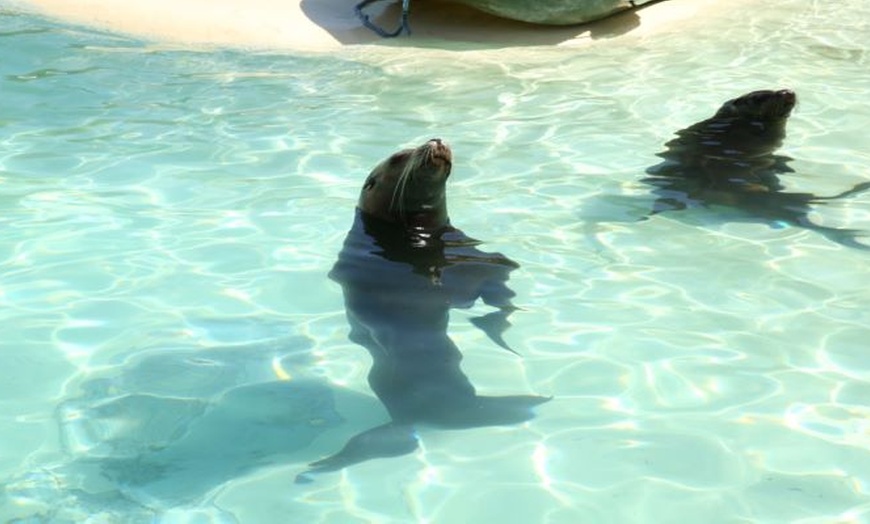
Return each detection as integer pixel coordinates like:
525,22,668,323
13,0,741,51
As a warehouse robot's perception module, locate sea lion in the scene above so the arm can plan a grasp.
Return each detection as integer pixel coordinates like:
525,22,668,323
642,89,870,249
297,139,548,482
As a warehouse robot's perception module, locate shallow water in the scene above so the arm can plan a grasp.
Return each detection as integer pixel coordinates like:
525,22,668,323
1,2,870,522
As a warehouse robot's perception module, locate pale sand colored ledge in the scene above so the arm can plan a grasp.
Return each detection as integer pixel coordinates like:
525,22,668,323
13,0,742,52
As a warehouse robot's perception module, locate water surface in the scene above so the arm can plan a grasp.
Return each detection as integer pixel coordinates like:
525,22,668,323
1,2,869,522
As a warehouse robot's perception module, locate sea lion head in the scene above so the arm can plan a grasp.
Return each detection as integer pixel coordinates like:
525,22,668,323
358,138,453,229
714,89,797,121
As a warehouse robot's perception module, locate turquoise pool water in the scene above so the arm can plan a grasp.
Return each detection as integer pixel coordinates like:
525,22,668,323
2,2,870,522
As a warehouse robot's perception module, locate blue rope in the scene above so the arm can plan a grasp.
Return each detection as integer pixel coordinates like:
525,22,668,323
355,0,412,38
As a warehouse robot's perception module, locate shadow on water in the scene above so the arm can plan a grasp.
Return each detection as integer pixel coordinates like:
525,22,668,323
640,89,870,250
0,331,382,520
296,140,549,483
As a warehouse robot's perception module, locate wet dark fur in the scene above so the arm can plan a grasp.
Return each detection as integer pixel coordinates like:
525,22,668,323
642,89,870,249
297,140,548,482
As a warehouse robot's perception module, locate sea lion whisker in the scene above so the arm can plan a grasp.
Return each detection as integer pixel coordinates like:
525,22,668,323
390,153,420,221
397,174,409,220
389,161,409,213
389,172,407,218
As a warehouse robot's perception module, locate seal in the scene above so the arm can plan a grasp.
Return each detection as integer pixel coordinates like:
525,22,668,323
643,89,870,249
296,139,549,483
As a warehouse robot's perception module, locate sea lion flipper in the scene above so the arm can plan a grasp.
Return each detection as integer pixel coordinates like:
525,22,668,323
803,224,870,251
814,180,870,201
470,309,520,356
650,195,690,215
295,423,418,484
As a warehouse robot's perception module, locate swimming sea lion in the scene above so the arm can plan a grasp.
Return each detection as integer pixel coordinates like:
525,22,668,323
297,139,548,482
642,89,870,249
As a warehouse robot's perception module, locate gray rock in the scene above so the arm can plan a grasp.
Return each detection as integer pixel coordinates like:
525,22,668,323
448,0,656,25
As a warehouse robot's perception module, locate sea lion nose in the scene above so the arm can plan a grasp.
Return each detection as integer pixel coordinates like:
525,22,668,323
778,89,796,102
429,138,442,145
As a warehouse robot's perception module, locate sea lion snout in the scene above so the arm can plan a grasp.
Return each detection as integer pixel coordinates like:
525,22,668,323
773,89,797,116
423,138,453,167
777,89,796,104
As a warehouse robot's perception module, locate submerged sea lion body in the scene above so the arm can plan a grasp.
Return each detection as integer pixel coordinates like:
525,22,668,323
297,139,548,482
643,89,870,249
